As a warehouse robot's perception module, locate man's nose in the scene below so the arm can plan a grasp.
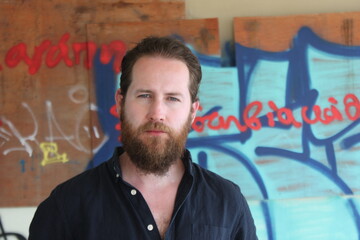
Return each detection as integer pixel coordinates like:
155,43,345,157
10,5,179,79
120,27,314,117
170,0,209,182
147,99,165,122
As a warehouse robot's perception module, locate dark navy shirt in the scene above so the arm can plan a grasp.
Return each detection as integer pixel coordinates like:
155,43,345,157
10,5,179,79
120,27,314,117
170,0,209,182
29,147,257,240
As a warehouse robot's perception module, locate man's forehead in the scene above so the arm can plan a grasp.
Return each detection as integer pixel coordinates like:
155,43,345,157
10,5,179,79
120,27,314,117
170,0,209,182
131,57,189,81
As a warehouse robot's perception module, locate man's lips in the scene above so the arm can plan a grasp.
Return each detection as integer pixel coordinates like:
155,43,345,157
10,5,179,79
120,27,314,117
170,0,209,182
144,130,167,135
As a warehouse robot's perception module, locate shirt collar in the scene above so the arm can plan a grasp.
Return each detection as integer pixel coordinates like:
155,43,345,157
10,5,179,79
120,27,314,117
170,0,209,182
109,146,194,181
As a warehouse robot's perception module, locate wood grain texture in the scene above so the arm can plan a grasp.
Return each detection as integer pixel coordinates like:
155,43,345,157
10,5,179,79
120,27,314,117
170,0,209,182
0,0,185,206
87,18,220,55
234,12,360,51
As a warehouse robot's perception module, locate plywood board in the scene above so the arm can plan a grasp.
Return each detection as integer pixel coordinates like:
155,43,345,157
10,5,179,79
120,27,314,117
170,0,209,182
234,12,360,51
0,0,185,206
233,12,360,239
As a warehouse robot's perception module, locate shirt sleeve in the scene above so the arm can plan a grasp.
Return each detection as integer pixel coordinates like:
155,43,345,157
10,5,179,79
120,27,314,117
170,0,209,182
28,189,72,240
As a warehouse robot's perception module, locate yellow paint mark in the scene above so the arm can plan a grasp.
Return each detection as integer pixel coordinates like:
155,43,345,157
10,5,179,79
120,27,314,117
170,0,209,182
40,142,69,166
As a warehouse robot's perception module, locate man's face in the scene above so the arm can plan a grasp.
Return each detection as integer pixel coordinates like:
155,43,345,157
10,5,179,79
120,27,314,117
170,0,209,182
116,56,199,175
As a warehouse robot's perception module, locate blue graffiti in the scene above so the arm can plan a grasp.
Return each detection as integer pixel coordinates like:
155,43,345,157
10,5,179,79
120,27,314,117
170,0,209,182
91,27,360,239
232,26,360,239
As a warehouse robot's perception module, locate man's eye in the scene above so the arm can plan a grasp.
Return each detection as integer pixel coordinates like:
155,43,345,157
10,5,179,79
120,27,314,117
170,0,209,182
168,97,180,102
138,94,151,98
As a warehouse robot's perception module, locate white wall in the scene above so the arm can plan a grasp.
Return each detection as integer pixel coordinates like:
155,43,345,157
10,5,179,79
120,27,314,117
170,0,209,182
0,207,36,238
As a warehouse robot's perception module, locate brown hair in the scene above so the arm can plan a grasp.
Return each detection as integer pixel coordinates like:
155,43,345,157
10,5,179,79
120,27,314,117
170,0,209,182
120,36,202,102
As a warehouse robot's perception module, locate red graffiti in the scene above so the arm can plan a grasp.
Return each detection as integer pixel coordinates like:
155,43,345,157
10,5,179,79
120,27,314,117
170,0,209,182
109,104,121,131
192,93,360,133
4,33,127,75
344,94,360,120
100,41,126,73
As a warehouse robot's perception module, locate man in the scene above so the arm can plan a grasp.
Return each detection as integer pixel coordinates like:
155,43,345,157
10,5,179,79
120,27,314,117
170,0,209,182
29,36,257,239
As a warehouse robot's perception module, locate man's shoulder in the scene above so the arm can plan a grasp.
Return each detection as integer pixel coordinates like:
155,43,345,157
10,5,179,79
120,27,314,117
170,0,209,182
29,159,115,239
189,162,252,223
191,162,242,197
51,160,111,199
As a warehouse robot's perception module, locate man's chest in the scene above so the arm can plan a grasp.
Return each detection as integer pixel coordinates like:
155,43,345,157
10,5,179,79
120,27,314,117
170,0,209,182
141,187,178,239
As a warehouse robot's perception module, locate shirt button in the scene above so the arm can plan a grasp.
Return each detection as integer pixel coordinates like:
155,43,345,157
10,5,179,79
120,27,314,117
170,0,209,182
147,224,154,231
131,189,137,195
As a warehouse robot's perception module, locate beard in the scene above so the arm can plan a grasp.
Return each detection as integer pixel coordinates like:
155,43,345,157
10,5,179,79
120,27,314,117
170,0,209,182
120,110,192,176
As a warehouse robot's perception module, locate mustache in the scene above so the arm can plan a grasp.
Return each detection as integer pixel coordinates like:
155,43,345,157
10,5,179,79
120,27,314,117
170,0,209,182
139,122,172,133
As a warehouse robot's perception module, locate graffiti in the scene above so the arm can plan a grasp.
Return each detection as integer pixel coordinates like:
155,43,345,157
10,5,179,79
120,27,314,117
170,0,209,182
229,27,360,239
192,93,360,132
1,25,360,239
89,27,360,239
3,33,127,75
0,103,39,157
40,142,69,166
0,120,10,148
0,85,109,166
0,217,26,240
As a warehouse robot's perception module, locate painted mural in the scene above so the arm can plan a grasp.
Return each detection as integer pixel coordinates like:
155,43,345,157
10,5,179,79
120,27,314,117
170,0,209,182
88,27,360,239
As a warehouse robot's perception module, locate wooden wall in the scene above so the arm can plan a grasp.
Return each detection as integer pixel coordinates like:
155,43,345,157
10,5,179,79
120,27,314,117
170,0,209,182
0,0,187,206
1,2,360,239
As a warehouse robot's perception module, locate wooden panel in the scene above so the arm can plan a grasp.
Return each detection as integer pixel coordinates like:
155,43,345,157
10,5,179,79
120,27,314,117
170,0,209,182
233,12,360,239
0,0,184,207
234,12,360,51
87,18,220,55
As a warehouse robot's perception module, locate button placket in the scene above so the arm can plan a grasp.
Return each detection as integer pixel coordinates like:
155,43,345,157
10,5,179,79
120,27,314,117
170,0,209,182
123,185,158,237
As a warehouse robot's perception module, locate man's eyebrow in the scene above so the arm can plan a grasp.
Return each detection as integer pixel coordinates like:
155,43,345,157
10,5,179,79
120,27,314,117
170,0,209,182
164,91,186,98
134,89,152,94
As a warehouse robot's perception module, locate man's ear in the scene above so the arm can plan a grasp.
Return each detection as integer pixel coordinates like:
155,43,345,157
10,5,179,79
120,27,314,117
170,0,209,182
190,100,200,123
115,89,123,117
